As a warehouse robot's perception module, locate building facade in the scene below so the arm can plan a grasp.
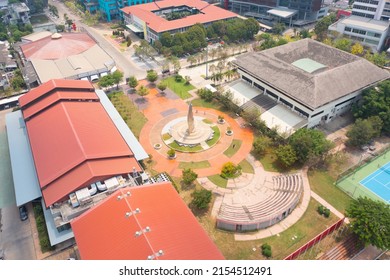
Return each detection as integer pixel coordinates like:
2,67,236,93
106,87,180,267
84,0,153,22
122,0,238,43
329,0,390,51
221,0,328,24
231,39,390,132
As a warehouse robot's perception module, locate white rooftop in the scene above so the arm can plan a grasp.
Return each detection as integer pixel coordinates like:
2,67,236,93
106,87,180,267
341,15,389,32
267,7,298,18
260,104,306,136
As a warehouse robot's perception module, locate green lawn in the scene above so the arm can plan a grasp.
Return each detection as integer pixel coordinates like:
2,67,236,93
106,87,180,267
179,161,211,169
161,77,194,99
308,169,353,214
30,15,49,24
258,150,281,172
109,92,147,139
168,141,203,152
206,126,221,147
223,139,242,158
191,98,227,112
239,159,255,174
208,174,228,188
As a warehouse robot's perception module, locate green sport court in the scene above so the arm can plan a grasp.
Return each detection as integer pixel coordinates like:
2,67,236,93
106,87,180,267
337,150,390,204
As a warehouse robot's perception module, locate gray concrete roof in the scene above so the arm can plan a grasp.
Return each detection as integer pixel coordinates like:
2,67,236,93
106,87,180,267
233,39,390,109
5,110,42,207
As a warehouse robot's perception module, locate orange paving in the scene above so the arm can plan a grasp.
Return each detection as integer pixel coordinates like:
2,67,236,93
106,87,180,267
138,84,254,177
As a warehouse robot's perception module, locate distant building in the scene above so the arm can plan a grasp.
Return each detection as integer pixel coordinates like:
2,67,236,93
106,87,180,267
24,0,49,14
329,15,390,51
329,0,390,51
230,39,390,134
3,3,31,25
82,0,154,22
15,32,116,85
72,182,225,260
221,0,328,27
122,0,238,43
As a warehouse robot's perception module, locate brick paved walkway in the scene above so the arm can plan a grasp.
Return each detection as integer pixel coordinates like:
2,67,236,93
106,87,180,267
138,82,254,177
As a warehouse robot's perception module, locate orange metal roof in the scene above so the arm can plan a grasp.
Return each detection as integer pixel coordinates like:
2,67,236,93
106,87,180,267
21,80,141,206
121,0,238,33
20,33,96,60
71,182,225,260
19,79,94,108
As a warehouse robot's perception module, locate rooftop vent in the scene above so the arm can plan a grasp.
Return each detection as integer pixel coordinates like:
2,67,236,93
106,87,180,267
117,195,122,200
135,231,142,237
144,226,151,232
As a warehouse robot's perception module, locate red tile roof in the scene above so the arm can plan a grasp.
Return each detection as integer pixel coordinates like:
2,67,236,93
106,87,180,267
20,80,141,206
121,0,238,33
71,182,225,260
20,33,96,60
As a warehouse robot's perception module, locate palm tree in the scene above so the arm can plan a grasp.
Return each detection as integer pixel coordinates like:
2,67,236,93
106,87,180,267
187,56,196,67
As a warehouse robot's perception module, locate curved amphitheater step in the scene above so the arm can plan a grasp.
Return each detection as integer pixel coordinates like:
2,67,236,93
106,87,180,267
318,234,364,260
216,173,304,231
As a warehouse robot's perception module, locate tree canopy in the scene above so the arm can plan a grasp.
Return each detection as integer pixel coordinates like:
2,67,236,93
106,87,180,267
314,13,336,41
191,189,212,210
182,168,198,186
346,197,390,250
289,128,333,164
158,18,258,57
346,116,383,147
353,80,390,135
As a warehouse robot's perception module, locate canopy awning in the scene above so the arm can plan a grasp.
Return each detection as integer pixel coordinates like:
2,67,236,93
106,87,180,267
126,24,143,33
267,8,298,18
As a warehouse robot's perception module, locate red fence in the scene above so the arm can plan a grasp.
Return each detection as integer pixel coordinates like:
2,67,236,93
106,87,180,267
284,218,345,260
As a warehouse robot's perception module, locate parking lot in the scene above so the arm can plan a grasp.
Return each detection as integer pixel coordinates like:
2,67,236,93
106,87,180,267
0,109,36,260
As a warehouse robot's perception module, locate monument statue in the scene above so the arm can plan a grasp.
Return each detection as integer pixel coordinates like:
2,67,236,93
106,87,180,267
187,102,195,134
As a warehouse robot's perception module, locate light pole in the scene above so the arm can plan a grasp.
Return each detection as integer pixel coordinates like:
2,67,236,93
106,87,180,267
205,44,209,79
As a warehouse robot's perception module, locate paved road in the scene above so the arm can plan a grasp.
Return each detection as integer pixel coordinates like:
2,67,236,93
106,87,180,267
0,109,36,260
47,0,146,79
0,205,36,260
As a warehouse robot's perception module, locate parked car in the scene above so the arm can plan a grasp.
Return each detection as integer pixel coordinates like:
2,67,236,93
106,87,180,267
19,205,28,221
0,249,4,260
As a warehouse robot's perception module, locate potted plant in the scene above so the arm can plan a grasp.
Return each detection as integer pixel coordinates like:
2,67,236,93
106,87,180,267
226,126,233,136
218,115,225,124
167,148,176,159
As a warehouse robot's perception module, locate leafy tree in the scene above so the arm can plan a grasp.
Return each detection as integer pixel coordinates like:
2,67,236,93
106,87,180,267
182,168,198,186
314,14,336,41
275,144,297,168
220,162,241,179
353,80,390,135
365,51,389,67
334,38,352,52
160,32,173,47
146,69,158,85
299,29,310,39
98,75,113,89
128,76,138,91
157,82,167,93
197,88,213,102
252,136,271,157
191,189,212,210
137,85,149,100
346,197,390,250
351,42,364,56
170,56,181,74
289,128,333,164
273,23,286,35
11,75,26,90
346,117,383,147
111,70,123,89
